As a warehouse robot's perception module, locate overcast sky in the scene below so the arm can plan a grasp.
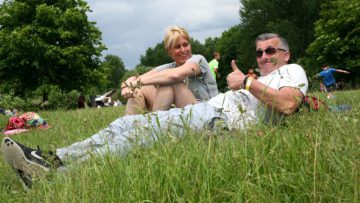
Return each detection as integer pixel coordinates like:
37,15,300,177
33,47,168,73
0,0,241,68
87,0,241,68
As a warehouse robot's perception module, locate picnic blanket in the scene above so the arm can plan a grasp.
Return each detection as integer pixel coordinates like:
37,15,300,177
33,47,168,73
3,112,50,135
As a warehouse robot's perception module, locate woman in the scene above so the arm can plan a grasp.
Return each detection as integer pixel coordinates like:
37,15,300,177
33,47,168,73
121,25,218,115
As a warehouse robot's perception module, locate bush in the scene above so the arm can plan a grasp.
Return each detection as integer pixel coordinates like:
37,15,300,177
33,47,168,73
46,88,80,110
0,93,27,111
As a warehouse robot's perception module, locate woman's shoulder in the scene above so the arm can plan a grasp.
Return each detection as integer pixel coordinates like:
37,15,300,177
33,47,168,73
154,61,177,71
187,54,208,65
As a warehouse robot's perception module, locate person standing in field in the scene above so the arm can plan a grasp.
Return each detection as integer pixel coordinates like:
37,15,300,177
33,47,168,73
208,52,221,80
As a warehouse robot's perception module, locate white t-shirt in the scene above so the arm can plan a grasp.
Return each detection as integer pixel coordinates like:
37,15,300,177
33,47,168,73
207,64,308,130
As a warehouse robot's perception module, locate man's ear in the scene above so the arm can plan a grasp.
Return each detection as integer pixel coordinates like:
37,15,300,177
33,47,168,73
285,52,291,62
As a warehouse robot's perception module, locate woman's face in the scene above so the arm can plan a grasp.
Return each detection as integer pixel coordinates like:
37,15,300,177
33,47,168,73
168,36,192,66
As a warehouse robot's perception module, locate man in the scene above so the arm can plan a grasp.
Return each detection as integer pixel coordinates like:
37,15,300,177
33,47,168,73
316,65,350,99
208,52,221,79
1,33,308,189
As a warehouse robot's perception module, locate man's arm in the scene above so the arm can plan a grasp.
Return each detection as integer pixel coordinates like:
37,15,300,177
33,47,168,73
335,69,350,74
247,80,304,115
214,67,220,78
227,61,304,115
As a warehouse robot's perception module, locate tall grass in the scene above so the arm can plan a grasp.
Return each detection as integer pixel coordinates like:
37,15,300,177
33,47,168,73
0,90,359,202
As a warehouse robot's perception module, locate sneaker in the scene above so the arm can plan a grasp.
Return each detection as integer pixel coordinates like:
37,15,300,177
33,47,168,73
1,137,63,190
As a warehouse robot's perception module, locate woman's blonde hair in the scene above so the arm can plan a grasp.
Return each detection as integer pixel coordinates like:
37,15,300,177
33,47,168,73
163,25,191,53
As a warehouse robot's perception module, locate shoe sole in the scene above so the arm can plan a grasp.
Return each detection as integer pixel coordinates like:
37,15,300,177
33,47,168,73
1,138,49,177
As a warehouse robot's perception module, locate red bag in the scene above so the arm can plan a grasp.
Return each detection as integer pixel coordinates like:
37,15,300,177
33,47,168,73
5,117,26,130
303,96,328,111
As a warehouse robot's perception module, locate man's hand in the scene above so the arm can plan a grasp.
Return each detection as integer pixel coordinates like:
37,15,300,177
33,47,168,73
227,60,246,90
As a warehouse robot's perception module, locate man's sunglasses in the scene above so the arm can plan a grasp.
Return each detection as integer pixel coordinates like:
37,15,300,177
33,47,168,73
255,47,287,58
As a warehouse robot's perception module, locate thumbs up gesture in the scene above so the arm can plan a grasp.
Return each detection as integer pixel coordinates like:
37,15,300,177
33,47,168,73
231,59,240,72
227,60,246,90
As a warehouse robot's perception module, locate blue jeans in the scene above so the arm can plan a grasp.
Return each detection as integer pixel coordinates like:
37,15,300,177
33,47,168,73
56,102,222,162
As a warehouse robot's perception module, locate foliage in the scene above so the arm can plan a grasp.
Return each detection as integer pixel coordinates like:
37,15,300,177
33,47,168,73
140,42,172,67
239,0,327,63
0,92,26,110
121,65,153,82
46,88,80,110
202,37,219,61
99,54,126,90
216,25,243,92
301,0,360,87
0,0,106,97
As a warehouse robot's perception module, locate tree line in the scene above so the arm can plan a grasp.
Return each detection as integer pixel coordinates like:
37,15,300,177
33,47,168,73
0,0,359,109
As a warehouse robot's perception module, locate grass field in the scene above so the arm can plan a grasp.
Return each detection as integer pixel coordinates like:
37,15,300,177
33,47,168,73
0,90,359,202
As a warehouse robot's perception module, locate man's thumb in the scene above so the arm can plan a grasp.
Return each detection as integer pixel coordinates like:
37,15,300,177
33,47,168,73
231,59,239,71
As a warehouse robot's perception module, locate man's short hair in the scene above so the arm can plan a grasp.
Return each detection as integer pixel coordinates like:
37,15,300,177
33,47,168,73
255,33,289,51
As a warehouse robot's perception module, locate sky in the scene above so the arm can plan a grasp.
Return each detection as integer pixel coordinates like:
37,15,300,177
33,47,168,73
86,0,241,68
0,0,241,68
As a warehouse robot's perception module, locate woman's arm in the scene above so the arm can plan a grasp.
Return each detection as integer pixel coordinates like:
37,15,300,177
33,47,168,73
128,61,202,87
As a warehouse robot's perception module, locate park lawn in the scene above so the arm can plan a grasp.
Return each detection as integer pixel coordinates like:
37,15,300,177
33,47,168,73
0,90,359,202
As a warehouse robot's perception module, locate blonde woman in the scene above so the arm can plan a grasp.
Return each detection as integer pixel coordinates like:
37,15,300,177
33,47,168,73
121,25,218,115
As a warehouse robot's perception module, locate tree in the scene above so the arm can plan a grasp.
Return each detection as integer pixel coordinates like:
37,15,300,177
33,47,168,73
0,0,106,98
203,37,219,61
139,42,172,67
239,0,326,64
214,25,243,92
100,54,126,90
302,0,360,87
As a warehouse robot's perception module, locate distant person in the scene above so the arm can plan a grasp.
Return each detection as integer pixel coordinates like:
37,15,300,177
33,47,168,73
208,52,221,79
246,68,258,79
319,82,325,92
77,95,86,109
315,65,350,99
121,25,218,115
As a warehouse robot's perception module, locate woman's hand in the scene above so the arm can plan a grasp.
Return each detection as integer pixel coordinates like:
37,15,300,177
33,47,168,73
121,76,138,98
121,86,134,98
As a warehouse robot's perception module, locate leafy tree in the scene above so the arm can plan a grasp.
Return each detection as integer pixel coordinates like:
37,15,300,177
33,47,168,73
139,42,172,67
302,0,360,87
100,54,126,90
215,25,243,92
190,39,206,56
239,0,326,65
0,0,106,98
203,37,219,60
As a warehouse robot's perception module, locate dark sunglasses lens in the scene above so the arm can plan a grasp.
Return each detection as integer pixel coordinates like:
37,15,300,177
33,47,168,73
255,50,263,58
265,47,277,55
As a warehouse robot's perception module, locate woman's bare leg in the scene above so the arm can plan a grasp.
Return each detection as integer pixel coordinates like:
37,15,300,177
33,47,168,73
125,85,157,115
172,83,198,107
152,82,198,111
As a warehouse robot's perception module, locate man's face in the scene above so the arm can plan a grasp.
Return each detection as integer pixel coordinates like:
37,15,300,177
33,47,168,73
256,37,290,76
